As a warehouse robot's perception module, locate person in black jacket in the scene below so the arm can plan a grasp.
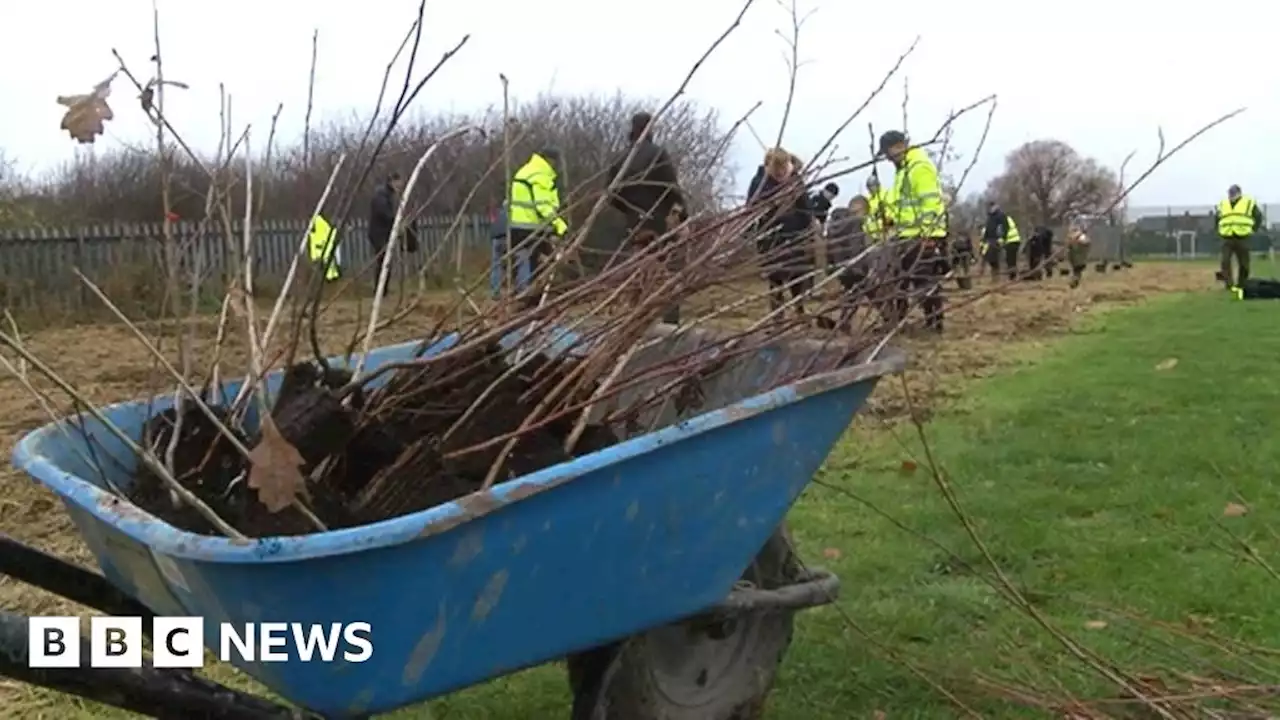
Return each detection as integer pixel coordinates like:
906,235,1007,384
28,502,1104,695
608,112,686,244
1027,225,1054,280
809,183,840,228
981,201,1008,276
608,111,686,324
368,172,419,265
747,149,818,317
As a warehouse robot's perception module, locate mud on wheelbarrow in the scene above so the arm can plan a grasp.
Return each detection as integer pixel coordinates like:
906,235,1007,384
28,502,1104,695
4,325,904,719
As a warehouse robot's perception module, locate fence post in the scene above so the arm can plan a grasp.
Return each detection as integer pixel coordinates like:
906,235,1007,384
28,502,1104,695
75,227,87,308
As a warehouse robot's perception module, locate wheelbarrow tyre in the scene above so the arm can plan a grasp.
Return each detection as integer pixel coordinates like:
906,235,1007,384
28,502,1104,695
576,526,800,720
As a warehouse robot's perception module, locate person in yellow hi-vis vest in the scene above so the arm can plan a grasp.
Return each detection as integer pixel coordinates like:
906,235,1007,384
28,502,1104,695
1000,213,1022,281
308,214,341,282
1213,184,1264,296
880,130,949,333
864,175,890,234
507,148,567,302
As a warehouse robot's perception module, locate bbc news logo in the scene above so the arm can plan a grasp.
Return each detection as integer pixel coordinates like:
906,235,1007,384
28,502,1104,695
29,617,373,668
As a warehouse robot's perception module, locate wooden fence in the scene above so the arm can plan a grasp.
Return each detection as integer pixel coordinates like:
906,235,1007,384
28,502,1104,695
0,215,495,316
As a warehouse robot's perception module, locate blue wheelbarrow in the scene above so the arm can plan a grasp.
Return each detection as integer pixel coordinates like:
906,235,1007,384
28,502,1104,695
4,325,903,719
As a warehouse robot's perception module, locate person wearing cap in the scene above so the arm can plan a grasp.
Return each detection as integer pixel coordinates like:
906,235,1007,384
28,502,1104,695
507,148,568,299
1213,184,1264,295
879,130,949,333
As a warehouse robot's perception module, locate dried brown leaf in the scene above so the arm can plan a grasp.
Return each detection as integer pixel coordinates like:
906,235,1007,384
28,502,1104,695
899,459,918,475
821,547,842,560
56,75,116,145
1154,357,1178,371
1223,501,1248,518
247,415,305,513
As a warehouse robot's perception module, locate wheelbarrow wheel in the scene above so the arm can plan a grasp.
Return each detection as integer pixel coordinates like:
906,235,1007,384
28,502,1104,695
569,526,801,720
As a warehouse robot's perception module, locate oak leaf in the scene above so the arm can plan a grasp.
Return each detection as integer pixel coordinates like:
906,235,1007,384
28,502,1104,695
56,74,116,145
247,414,306,513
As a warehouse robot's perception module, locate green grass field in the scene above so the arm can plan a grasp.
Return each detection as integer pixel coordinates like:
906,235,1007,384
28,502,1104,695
409,291,1280,718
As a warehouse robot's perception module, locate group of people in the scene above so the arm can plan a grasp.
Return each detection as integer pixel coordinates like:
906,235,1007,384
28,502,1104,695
305,113,1111,334
746,131,951,332
305,172,420,283
488,111,688,318
968,202,1092,288
745,136,1107,333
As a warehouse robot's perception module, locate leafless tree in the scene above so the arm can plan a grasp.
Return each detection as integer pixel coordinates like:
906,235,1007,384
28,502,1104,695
985,139,1119,226
0,93,734,227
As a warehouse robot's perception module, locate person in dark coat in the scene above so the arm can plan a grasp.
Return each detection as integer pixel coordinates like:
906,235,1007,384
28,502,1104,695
981,201,1008,276
608,111,687,244
607,111,687,325
809,182,840,228
368,172,419,263
747,149,818,317
1027,225,1054,280
820,196,897,329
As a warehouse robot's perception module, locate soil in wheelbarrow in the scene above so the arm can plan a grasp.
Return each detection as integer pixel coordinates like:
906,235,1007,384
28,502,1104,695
127,343,622,537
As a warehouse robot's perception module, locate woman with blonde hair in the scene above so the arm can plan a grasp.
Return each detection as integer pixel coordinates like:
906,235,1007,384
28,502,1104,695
746,148,819,316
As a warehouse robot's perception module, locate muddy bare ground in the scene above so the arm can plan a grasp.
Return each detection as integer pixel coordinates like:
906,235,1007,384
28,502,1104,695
0,263,1214,714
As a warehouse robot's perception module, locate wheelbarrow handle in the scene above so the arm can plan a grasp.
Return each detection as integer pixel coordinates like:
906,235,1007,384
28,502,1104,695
708,566,840,614
0,610,313,719
0,534,153,620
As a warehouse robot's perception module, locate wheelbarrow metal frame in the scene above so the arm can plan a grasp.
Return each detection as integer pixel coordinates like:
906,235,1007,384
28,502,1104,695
0,534,839,719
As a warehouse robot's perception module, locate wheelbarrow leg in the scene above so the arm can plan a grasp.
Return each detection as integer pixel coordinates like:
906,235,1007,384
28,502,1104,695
567,524,838,720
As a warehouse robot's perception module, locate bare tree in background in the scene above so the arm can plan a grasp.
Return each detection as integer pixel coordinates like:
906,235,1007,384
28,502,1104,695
947,191,986,233
0,93,734,226
985,139,1119,226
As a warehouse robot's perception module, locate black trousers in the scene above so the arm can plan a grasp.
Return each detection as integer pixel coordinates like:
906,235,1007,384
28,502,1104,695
892,239,948,330
982,241,1001,273
1027,237,1052,279
1003,241,1021,280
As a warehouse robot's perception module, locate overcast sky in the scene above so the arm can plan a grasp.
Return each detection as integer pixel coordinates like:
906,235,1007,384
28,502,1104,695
1,0,1270,208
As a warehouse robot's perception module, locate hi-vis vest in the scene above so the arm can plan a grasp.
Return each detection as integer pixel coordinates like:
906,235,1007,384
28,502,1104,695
307,214,340,281
1218,196,1257,237
1001,215,1021,245
864,188,889,242
509,154,567,236
888,148,947,238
